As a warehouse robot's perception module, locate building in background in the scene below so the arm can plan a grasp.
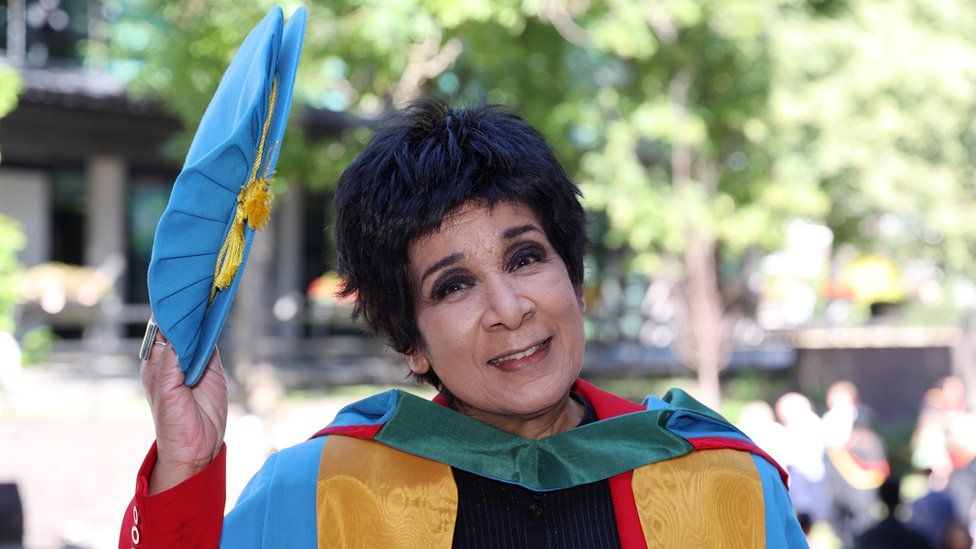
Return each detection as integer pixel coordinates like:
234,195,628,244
0,0,179,342
0,0,347,352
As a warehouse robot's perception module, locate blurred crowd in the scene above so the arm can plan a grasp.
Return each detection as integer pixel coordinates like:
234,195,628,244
738,377,976,549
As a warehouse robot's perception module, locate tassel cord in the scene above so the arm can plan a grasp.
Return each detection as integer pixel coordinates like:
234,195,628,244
210,78,279,302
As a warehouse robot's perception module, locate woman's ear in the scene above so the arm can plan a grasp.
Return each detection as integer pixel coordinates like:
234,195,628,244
577,289,587,314
404,351,431,375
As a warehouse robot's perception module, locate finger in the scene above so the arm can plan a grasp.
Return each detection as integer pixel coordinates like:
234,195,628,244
139,314,166,366
141,326,181,391
146,325,170,362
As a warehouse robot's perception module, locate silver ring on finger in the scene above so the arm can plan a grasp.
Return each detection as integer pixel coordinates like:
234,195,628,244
139,319,161,361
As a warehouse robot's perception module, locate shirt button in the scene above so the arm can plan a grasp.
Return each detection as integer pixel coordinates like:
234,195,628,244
132,505,140,525
131,525,140,545
528,503,544,517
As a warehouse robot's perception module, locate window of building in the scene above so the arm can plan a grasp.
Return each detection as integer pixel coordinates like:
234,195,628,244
49,166,86,265
124,172,169,304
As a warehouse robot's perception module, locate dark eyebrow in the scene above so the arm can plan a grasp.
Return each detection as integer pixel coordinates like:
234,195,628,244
503,224,542,240
420,252,464,287
418,225,542,287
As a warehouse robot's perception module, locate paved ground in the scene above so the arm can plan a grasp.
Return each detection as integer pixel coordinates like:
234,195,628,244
0,364,151,549
0,360,426,549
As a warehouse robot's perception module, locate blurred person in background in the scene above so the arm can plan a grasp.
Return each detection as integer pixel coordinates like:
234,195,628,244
912,376,971,488
938,377,972,471
736,400,788,465
938,376,969,416
776,392,830,526
822,381,874,448
817,381,889,548
909,375,976,549
854,477,931,549
944,522,974,549
913,386,956,488
945,413,976,543
909,468,963,549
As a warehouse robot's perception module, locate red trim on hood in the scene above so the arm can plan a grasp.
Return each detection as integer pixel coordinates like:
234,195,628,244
433,379,645,420
572,378,645,419
312,423,383,440
609,469,648,549
687,436,790,487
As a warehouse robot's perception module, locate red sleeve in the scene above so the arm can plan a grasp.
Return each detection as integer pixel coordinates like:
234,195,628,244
119,443,227,549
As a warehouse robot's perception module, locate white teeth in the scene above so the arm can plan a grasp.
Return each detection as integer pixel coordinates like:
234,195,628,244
490,339,548,364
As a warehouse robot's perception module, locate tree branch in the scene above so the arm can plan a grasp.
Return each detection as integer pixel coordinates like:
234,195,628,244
644,3,678,43
538,0,591,46
392,29,464,106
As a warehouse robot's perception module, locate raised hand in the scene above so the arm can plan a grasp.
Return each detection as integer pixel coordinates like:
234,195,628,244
141,322,228,494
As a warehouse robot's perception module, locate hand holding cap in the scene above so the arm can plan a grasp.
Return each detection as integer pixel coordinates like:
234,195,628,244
146,7,307,386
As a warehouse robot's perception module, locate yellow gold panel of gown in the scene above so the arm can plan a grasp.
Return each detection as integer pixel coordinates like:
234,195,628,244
317,436,458,549
632,449,766,549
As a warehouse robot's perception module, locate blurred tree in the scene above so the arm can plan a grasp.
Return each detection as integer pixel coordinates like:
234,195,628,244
0,65,22,118
773,0,976,281
569,0,832,406
0,65,23,165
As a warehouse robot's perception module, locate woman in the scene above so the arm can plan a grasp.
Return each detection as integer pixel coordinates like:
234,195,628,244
121,99,805,548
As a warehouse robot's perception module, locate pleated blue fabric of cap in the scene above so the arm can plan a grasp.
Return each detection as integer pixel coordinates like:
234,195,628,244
148,6,307,386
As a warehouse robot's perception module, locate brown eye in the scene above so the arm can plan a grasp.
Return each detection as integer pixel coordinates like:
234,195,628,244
507,244,544,272
432,275,473,300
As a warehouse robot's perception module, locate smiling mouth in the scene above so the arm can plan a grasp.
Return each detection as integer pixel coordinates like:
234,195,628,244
488,337,553,365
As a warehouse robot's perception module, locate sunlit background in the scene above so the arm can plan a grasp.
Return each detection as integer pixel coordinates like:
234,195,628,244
2,0,976,547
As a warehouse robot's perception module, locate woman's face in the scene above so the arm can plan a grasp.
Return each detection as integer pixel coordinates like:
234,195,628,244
406,201,585,421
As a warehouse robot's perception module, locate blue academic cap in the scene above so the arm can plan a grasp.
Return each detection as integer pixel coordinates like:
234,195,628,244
147,6,307,386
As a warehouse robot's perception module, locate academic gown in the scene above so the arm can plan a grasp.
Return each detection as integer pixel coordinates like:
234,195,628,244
119,379,807,548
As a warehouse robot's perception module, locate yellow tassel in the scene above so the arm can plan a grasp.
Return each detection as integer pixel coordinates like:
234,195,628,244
211,213,246,301
241,177,274,231
209,78,279,302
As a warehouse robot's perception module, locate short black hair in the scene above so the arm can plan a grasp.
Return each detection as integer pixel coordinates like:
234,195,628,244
335,98,587,387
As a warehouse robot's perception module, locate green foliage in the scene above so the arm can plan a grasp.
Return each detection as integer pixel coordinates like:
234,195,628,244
719,371,795,419
0,65,22,119
19,326,57,366
0,64,22,165
0,215,25,334
773,0,976,277
575,0,835,283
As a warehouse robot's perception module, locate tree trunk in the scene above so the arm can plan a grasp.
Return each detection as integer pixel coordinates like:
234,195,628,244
230,220,281,414
679,232,726,409
668,70,730,409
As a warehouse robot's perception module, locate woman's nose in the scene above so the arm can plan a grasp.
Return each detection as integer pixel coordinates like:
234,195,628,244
482,277,534,330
